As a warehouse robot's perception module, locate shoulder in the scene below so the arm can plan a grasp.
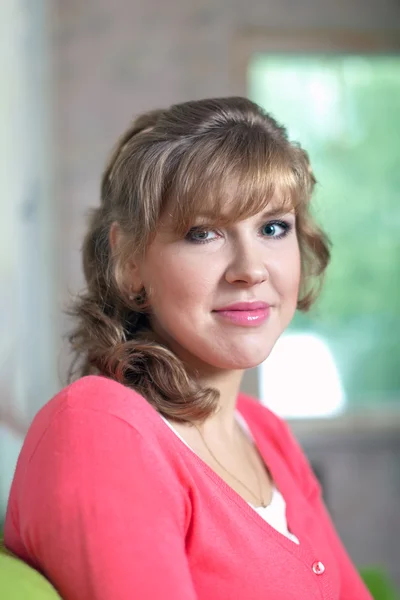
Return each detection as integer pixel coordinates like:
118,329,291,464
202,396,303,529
34,375,157,431
9,376,188,512
5,378,190,558
20,376,167,465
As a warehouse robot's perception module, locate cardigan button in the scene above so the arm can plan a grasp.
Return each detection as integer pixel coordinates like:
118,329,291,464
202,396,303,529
312,561,325,575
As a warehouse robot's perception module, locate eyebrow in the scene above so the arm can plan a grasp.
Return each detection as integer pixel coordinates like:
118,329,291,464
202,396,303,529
259,207,295,219
194,207,295,221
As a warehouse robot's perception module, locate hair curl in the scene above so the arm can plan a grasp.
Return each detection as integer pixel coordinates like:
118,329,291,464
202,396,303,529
68,97,330,423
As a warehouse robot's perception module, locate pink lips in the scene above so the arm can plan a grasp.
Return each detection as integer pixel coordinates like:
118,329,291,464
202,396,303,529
213,302,270,327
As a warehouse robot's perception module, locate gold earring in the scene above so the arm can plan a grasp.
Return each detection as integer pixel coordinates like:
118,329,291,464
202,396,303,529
128,288,148,309
135,288,148,307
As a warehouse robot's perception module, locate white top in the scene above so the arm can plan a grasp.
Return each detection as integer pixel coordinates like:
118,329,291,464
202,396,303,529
160,413,300,545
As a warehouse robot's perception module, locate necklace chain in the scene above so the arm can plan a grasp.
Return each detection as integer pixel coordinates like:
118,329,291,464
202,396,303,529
194,423,268,508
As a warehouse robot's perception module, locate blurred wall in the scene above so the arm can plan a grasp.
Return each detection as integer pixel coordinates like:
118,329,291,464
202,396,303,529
0,0,56,518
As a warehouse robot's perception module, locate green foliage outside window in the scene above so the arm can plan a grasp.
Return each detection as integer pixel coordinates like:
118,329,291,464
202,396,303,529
249,55,400,409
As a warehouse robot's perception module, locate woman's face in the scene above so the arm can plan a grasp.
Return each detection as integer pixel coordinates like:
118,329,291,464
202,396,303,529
131,198,301,373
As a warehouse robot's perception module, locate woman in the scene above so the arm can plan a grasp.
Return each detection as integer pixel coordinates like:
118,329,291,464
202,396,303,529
4,97,372,599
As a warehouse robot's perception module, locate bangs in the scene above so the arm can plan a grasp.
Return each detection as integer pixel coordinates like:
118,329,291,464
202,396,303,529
163,130,308,236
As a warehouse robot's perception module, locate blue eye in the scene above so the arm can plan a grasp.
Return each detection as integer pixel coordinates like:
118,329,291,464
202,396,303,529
261,220,291,239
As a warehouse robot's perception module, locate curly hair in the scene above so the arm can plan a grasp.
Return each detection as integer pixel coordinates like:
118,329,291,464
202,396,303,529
68,96,330,423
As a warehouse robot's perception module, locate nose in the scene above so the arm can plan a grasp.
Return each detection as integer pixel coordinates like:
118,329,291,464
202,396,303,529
224,241,269,287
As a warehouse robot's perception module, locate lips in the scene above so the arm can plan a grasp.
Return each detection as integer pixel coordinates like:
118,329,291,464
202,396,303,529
214,301,270,312
213,302,271,327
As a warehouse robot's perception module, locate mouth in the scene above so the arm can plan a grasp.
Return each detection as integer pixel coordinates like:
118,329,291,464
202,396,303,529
212,302,271,327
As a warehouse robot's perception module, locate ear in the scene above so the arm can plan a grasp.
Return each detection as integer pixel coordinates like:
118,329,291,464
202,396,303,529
109,221,143,293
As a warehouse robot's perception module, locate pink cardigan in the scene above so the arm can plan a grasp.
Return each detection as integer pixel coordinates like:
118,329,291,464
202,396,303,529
5,375,372,600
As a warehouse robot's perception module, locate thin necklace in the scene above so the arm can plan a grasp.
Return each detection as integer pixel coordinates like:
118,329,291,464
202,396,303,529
194,423,268,508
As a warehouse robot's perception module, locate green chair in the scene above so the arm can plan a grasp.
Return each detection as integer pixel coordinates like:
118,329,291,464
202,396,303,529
359,566,399,600
0,539,60,599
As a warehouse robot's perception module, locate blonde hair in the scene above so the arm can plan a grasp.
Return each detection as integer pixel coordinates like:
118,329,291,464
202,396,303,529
68,96,330,422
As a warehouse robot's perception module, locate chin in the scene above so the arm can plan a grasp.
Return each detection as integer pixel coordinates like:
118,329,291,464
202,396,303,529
199,345,274,372
227,354,271,371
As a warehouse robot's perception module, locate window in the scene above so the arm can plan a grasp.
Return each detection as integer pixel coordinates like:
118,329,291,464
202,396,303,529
249,53,400,417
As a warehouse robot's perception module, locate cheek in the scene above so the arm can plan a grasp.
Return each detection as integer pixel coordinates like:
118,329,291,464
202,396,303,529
274,244,301,299
292,257,302,291
144,252,216,314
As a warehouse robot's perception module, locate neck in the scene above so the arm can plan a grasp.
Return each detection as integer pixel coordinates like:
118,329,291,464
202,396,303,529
195,367,244,439
151,323,244,436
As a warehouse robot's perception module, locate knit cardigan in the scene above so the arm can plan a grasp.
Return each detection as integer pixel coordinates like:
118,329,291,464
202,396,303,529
4,375,372,600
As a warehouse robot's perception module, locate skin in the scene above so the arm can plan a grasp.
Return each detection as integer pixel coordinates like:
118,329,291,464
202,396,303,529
111,196,301,506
